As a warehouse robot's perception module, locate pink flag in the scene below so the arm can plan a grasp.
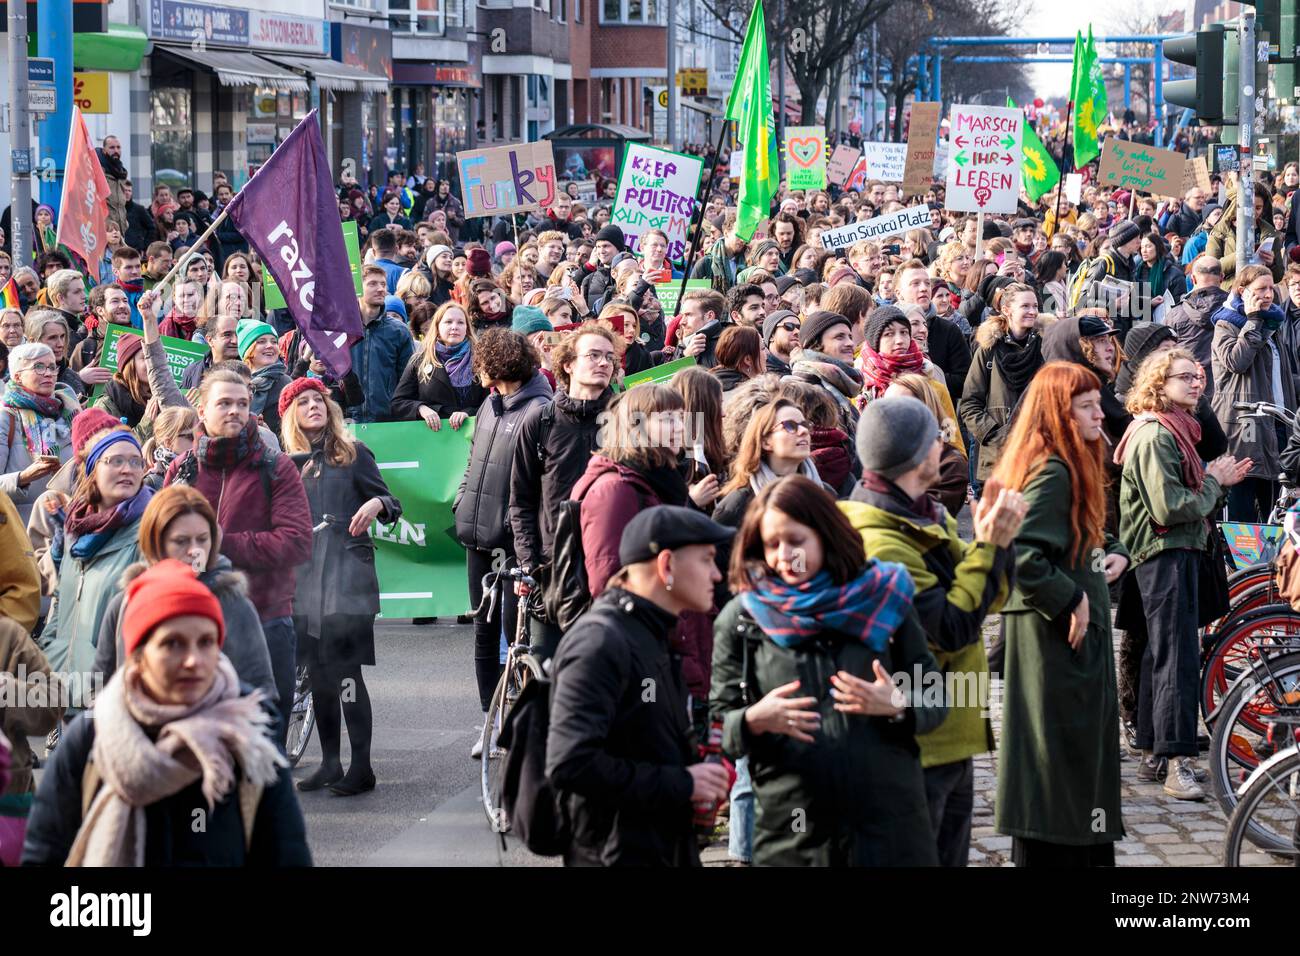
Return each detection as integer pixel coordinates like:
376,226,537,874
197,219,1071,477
55,107,111,269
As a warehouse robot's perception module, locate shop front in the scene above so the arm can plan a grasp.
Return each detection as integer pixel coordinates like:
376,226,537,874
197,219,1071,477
391,51,481,186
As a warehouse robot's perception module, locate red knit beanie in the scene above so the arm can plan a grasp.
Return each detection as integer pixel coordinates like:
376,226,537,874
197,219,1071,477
71,408,121,456
467,247,492,277
116,332,144,368
278,375,330,418
123,559,225,658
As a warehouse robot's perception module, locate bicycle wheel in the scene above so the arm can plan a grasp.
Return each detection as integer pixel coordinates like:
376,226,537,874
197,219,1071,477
1202,603,1300,721
1223,747,1300,865
285,665,315,768
1208,651,1300,844
481,665,511,830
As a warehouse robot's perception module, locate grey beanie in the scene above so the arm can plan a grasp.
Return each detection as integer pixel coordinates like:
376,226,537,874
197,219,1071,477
1109,219,1141,248
855,395,939,481
762,308,799,346
800,309,851,350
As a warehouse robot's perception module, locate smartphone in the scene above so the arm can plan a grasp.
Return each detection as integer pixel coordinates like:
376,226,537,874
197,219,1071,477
883,244,901,255
995,253,1006,266
1259,236,1276,253
39,455,60,468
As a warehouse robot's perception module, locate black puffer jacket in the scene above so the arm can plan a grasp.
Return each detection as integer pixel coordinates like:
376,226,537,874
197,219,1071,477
1166,285,1228,396
508,387,614,570
454,372,553,552
546,587,699,867
389,352,488,422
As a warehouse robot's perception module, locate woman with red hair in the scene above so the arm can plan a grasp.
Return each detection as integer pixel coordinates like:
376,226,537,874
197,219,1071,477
991,361,1129,867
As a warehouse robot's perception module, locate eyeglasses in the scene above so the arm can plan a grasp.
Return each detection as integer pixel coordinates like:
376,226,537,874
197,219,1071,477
579,350,616,365
773,419,812,435
26,362,58,375
1167,372,1205,385
102,455,145,471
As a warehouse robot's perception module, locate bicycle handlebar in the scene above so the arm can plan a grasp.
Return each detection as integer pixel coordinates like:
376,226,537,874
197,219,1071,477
473,567,539,620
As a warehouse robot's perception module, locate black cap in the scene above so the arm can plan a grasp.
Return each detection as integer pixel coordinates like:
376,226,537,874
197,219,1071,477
619,506,735,568
1078,315,1116,338
1012,217,1038,231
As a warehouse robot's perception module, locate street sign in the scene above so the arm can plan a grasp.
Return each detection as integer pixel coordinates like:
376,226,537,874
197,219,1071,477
11,149,32,175
28,58,54,85
29,87,57,113
944,104,1022,213
676,68,708,97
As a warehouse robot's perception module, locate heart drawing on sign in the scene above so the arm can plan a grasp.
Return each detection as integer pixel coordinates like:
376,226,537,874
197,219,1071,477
789,138,820,167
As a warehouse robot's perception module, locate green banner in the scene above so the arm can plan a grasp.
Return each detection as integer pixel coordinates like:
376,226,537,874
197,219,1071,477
101,323,210,386
263,219,363,311
349,419,475,620
623,355,696,390
654,278,709,318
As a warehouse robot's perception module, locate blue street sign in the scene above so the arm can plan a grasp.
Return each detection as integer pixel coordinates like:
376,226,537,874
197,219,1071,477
28,58,55,85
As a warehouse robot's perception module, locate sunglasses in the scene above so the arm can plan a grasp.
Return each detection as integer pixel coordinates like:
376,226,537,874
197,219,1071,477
773,419,811,435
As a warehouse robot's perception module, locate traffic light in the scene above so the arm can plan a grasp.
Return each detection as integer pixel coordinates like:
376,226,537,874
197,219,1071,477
1272,0,1300,101
1164,24,1230,123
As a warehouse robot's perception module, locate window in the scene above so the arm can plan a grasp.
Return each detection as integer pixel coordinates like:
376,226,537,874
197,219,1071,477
151,87,193,189
389,0,462,34
599,0,665,23
575,0,582,22
329,0,378,10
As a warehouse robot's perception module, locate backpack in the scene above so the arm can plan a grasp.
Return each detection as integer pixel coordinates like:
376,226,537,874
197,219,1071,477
1065,255,1115,311
494,674,570,856
171,444,280,506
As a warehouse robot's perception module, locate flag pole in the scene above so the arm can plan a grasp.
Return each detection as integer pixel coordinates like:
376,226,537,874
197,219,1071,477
673,118,732,315
1052,102,1074,239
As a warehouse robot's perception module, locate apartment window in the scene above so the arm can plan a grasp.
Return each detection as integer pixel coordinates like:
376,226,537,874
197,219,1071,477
599,0,665,23
390,0,462,33
575,0,582,22
329,0,377,10
555,0,565,22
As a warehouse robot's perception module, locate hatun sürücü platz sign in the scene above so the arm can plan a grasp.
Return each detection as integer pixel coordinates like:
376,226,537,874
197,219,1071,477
816,204,933,252
945,104,1023,214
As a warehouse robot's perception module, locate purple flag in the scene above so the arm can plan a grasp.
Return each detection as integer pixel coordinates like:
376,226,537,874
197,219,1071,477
223,111,363,378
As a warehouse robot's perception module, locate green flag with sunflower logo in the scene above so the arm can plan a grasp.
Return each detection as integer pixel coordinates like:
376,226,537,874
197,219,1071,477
1071,26,1108,169
1008,98,1060,202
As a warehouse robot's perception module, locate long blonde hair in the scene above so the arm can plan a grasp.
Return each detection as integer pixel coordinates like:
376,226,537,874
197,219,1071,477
596,383,684,470
417,301,475,384
281,388,358,469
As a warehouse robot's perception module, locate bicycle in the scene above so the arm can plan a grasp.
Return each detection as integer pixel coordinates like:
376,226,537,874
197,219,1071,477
476,566,546,832
1222,730,1300,866
284,513,345,767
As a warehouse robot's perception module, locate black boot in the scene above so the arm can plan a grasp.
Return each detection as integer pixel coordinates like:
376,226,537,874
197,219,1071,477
297,762,344,792
328,768,376,796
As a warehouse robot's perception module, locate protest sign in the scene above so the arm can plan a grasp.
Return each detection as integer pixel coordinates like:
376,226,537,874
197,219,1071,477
826,145,861,186
456,141,557,217
623,356,697,390
861,142,908,182
932,140,949,179
573,178,599,204
729,150,743,178
100,323,209,387
1096,137,1185,198
945,104,1022,214
1215,144,1240,173
817,204,934,252
784,126,826,189
350,420,475,619
1182,155,1211,195
611,142,703,261
903,102,942,190
1065,172,1083,203
264,219,362,311
845,157,868,192
655,278,709,317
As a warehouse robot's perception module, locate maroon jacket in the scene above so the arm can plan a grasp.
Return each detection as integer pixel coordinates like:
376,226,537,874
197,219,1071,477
163,434,313,621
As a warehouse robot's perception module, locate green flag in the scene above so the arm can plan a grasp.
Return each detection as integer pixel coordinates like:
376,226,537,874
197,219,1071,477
726,0,779,241
1009,98,1060,202
1071,25,1108,169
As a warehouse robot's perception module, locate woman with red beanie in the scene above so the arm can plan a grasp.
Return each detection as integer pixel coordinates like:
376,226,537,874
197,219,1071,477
280,377,400,795
22,559,311,866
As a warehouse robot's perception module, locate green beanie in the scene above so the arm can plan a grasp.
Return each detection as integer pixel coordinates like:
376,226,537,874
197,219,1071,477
511,305,552,337
237,320,277,361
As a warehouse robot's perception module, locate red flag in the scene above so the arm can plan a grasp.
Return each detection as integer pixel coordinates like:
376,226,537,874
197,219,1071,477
55,107,111,269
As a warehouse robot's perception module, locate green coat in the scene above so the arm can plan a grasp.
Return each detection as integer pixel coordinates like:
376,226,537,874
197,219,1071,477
38,518,144,713
996,458,1126,846
1117,419,1222,567
710,597,945,866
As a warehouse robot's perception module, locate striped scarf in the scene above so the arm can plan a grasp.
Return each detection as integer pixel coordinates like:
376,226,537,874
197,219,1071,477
740,564,916,653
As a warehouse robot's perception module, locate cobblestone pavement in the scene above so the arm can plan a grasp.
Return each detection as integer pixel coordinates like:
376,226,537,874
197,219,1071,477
703,617,1286,868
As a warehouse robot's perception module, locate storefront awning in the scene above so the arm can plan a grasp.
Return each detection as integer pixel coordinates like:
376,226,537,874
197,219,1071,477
74,23,149,72
265,55,390,94
152,44,309,93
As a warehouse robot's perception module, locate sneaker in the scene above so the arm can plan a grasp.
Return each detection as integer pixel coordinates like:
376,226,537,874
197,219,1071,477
1121,720,1142,757
1164,757,1207,801
1185,757,1209,784
1136,753,1167,782
44,726,60,759
471,737,484,760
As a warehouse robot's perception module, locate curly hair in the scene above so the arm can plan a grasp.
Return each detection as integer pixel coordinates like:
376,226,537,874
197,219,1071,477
472,327,539,384
1125,346,1199,414
550,321,621,393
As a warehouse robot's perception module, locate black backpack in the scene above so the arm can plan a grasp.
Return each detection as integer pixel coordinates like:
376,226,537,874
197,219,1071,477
171,444,281,505
542,495,593,632
495,674,570,856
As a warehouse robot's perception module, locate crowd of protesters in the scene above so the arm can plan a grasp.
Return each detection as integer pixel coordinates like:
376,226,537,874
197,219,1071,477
3,123,1300,869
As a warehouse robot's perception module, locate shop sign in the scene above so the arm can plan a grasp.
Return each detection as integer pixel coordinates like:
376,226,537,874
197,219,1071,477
249,10,330,55
73,73,111,114
148,0,249,47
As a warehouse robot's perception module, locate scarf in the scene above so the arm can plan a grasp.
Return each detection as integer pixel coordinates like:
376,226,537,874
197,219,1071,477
1214,292,1285,331
740,565,916,653
64,484,153,560
791,350,862,431
65,656,285,867
436,339,475,390
704,237,739,288
748,458,823,496
160,311,198,341
641,461,689,506
1113,407,1204,491
105,378,146,428
117,278,143,296
992,330,1044,396
2,380,77,459
248,362,287,416
858,341,926,395
860,470,942,524
809,426,851,491
197,418,262,473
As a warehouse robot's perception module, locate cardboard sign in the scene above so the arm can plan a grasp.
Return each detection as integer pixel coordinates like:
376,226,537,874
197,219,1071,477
784,126,827,190
826,145,860,187
573,178,598,204
729,150,744,178
932,140,949,179
1182,155,1212,195
945,104,1023,214
817,204,933,252
1096,137,1185,198
1215,145,1240,173
1065,172,1083,203
861,142,908,183
100,323,210,387
903,102,941,190
456,141,557,217
264,219,362,311
611,142,703,262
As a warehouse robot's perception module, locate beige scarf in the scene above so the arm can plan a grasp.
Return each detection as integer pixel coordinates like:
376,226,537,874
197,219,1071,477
66,656,286,867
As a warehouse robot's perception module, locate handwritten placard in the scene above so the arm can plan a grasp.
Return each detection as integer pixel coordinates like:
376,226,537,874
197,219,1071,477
783,126,826,189
1182,155,1212,195
827,145,860,187
611,143,703,262
1096,137,1185,199
903,102,941,191
861,142,908,183
456,142,558,217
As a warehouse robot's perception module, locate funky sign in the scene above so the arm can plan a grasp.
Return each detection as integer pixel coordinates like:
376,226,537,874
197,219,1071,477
455,141,557,217
944,104,1023,214
783,126,826,189
1096,137,1186,199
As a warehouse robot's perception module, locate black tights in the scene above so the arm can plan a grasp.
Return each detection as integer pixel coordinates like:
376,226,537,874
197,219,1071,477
310,661,373,774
